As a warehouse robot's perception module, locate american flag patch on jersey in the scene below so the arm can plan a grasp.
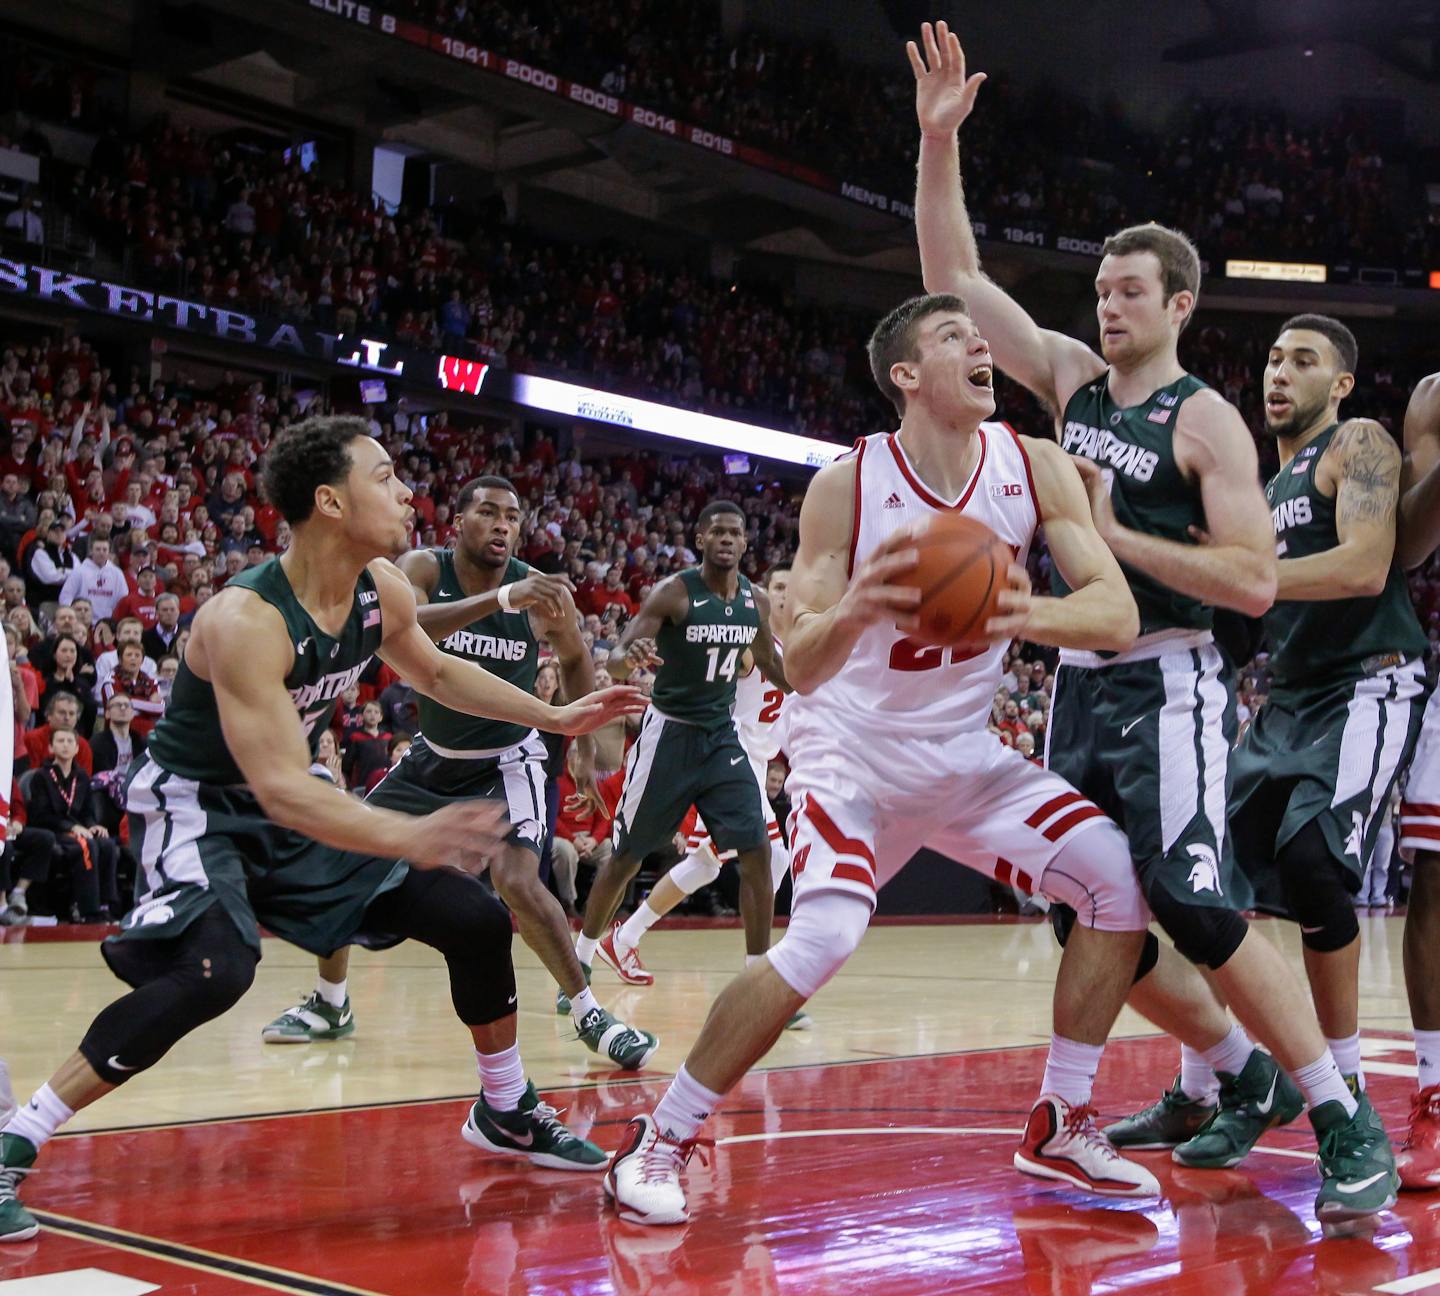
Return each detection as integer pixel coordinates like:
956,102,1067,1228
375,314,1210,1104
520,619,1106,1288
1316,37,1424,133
1292,461,1310,475
1146,407,1172,424
363,609,381,628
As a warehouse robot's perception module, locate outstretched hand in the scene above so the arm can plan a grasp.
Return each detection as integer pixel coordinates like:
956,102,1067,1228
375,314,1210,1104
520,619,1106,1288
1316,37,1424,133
907,20,987,138
554,684,649,735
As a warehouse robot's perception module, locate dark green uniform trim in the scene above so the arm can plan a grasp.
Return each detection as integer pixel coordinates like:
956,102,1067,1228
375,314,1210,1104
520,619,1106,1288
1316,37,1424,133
650,568,761,726
611,708,766,861
1230,662,1430,913
1056,373,1212,640
1047,642,1251,910
417,552,540,753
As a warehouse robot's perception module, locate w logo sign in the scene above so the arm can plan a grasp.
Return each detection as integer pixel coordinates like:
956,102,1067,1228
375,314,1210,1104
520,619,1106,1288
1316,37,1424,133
437,355,491,395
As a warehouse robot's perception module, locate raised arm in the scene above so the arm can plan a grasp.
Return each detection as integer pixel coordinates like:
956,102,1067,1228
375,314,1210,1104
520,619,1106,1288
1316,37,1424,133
1273,419,1401,601
784,458,919,695
1012,437,1138,651
396,548,575,641
530,586,603,802
909,20,1104,414
605,576,687,681
1399,374,1440,571
370,559,644,734
1081,389,1277,617
198,589,501,868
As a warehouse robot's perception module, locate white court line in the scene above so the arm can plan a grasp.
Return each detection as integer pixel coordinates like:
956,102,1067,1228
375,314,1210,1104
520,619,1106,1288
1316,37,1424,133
719,1126,1024,1146
0,1271,159,1295
1375,1269,1440,1294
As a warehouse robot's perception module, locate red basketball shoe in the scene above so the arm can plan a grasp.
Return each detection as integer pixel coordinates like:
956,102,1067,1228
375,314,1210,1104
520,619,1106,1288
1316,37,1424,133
1397,1085,1440,1190
1015,1095,1161,1197
599,923,655,985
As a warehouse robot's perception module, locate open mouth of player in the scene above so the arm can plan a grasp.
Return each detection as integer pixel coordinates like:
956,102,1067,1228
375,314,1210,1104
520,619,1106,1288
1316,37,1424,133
968,365,993,390
486,538,508,556
1266,392,1292,416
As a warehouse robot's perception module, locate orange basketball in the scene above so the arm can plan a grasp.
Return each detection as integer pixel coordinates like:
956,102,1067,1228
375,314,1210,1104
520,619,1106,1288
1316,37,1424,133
901,514,1013,649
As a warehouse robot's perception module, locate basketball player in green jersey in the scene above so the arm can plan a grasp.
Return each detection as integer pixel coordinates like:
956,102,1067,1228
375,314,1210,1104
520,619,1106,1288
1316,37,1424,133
567,500,790,996
263,475,659,1070
911,21,1392,1217
0,418,647,1244
1101,317,1419,1208
1394,372,1440,1185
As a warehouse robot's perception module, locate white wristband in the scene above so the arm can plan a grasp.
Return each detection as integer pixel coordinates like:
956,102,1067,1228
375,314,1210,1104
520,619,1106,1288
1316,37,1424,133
497,583,516,612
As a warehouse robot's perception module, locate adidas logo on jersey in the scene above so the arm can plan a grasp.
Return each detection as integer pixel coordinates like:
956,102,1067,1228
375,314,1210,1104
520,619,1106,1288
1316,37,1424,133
883,492,905,509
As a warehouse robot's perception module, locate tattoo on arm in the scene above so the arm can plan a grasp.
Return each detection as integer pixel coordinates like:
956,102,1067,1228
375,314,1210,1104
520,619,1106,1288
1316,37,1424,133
1336,422,1400,527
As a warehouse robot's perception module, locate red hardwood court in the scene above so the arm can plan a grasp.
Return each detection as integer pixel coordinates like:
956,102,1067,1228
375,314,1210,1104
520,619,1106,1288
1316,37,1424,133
1,1015,1436,1295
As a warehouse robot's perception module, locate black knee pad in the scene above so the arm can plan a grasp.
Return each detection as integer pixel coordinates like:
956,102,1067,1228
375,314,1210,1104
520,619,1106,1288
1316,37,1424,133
1052,902,1160,984
1276,821,1360,953
1146,884,1249,969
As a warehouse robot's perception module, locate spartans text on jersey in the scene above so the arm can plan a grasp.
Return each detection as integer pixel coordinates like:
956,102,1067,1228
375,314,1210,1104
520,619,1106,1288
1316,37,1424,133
685,623,758,645
440,629,531,662
1061,422,1161,483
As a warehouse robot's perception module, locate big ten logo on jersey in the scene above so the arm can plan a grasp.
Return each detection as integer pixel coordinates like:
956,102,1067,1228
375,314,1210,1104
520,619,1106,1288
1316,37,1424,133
1060,422,1160,483
990,482,1024,498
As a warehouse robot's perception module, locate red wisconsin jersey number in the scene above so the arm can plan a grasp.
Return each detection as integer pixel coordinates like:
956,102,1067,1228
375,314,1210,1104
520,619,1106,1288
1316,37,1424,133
888,636,985,672
758,688,785,723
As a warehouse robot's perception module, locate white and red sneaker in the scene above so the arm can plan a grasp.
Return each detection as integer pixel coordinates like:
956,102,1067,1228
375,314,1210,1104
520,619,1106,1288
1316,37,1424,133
1015,1094,1161,1198
1397,1085,1440,1190
604,1114,710,1225
599,923,655,986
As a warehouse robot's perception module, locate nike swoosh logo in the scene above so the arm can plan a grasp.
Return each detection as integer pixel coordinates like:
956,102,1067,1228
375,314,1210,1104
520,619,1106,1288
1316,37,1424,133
1334,1170,1389,1194
1255,1073,1278,1115
693,599,709,607
337,1010,352,1026
508,1128,535,1147
507,994,517,1005
1120,716,1146,738
730,756,745,765
107,1055,139,1072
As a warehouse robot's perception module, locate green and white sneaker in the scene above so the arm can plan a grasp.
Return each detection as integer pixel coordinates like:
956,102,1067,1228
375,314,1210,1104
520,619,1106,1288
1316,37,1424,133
1104,1075,1218,1149
784,1010,814,1031
0,1133,38,1243
260,992,356,1044
462,1081,607,1172
1172,1049,1305,1168
556,963,592,1016
577,1007,660,1071
1313,1093,1399,1221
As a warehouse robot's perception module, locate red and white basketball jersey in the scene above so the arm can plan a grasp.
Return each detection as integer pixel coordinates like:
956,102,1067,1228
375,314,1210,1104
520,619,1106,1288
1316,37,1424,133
734,638,787,764
794,423,1038,739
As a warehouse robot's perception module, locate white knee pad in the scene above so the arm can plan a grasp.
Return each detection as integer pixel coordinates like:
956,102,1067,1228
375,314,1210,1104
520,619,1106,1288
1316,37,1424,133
765,889,872,998
669,846,724,896
1038,821,1150,933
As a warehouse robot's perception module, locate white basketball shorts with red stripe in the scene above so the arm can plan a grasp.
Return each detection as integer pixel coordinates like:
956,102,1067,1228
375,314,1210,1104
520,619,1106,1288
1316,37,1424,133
1401,689,1440,859
782,706,1130,920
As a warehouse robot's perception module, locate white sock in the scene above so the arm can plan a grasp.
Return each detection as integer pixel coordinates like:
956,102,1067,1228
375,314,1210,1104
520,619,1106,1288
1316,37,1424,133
1179,1044,1219,1103
618,901,662,949
1326,1032,1365,1089
1416,1029,1440,1092
653,1064,723,1142
745,953,762,968
476,1044,527,1112
1200,1024,1254,1078
1294,1051,1359,1118
570,986,600,1024
315,976,348,1009
575,933,599,967
1039,1034,1104,1106
3,1084,75,1151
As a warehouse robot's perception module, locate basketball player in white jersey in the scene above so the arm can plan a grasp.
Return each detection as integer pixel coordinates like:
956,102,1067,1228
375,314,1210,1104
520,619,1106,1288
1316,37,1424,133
606,291,1165,1225
1395,372,1440,1187
600,566,794,986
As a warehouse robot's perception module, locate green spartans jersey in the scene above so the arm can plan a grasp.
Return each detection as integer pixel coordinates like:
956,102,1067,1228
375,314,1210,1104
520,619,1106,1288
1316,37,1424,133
418,552,539,752
1265,422,1425,689
1056,372,1212,636
148,557,383,785
649,567,760,727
